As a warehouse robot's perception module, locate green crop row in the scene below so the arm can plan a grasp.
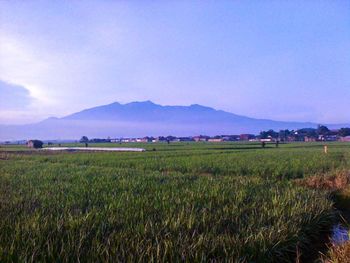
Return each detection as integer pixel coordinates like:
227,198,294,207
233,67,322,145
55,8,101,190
0,142,349,262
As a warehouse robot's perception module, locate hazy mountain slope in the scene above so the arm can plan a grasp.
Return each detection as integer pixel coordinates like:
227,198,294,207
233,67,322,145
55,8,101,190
0,101,346,141
62,101,248,122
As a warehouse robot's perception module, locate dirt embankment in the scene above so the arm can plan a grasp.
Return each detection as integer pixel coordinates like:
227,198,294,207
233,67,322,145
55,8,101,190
297,171,350,191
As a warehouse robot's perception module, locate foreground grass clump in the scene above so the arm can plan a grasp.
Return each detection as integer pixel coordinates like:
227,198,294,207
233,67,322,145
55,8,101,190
324,239,350,263
0,142,349,262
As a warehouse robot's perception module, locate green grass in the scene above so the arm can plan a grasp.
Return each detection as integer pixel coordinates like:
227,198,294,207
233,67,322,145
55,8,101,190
1,142,350,262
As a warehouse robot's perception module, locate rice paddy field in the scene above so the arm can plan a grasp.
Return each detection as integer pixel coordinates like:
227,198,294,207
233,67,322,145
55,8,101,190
1,142,350,262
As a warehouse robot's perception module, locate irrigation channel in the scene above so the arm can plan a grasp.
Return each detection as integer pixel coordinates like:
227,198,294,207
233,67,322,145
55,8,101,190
329,189,350,245
317,196,350,262
43,147,146,152
331,225,349,245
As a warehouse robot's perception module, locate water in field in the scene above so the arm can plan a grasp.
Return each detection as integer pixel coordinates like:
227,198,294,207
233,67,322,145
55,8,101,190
331,224,349,245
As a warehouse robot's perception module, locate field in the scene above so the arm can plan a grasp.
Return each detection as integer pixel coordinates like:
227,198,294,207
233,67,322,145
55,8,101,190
1,142,350,262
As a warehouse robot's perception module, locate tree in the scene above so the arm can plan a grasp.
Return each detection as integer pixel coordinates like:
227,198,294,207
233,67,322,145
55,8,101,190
317,125,330,136
279,129,292,141
297,128,317,137
260,129,278,139
338,128,350,137
79,136,89,143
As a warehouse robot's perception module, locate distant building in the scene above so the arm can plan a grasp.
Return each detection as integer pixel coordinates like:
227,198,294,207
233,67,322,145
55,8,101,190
221,135,240,141
135,137,153,143
27,140,43,149
239,134,256,141
318,135,338,142
178,137,194,142
208,138,223,142
260,138,273,142
193,135,210,142
304,136,316,142
340,136,350,142
325,135,338,142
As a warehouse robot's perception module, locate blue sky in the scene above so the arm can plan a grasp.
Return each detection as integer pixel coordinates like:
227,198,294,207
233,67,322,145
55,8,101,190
0,1,349,124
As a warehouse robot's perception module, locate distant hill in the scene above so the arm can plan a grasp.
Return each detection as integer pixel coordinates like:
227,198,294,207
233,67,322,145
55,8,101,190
0,101,348,140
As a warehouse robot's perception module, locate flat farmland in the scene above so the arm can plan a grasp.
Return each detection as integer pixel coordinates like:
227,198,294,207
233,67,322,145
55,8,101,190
1,142,350,262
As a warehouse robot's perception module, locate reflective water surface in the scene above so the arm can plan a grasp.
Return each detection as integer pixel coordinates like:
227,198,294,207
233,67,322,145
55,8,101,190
331,224,349,245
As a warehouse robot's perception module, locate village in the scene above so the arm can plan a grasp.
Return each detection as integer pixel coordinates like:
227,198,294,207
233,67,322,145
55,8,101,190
20,126,350,149
79,125,350,144
2,125,349,149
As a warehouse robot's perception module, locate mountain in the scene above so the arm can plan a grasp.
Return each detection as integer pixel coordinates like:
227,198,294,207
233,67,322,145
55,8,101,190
63,101,256,123
0,101,347,140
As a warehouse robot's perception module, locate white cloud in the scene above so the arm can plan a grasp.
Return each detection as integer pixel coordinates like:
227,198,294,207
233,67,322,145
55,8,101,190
0,35,52,102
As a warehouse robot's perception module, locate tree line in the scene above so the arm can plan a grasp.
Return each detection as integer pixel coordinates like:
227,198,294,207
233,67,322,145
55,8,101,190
260,126,350,140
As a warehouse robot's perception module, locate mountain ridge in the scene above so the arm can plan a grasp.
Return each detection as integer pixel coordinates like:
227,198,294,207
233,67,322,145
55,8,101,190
0,101,348,141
